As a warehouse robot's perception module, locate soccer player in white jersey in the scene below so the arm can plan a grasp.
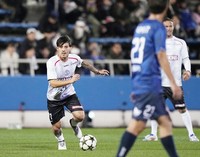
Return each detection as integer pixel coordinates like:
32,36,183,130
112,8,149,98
46,35,109,150
143,18,199,142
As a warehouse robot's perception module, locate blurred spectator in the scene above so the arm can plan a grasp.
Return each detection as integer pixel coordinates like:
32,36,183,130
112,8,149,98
0,0,27,22
0,43,19,76
18,28,38,75
192,3,200,36
36,44,52,74
95,0,116,36
96,0,113,23
18,28,38,58
87,42,105,61
124,0,148,33
36,32,57,74
36,32,56,57
37,11,60,34
110,0,131,36
70,20,90,55
172,15,187,39
19,45,38,75
178,0,197,38
87,0,147,37
86,0,101,37
45,0,60,15
110,0,129,21
106,43,129,75
84,42,105,74
70,45,81,56
59,0,84,24
167,0,180,18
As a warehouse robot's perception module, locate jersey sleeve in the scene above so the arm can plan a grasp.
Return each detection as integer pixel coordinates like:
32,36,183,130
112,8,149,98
153,25,166,54
46,59,57,80
73,54,83,68
181,40,189,59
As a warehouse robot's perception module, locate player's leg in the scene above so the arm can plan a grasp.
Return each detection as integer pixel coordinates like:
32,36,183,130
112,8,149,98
70,110,85,139
151,92,179,157
168,87,199,142
116,119,146,157
143,120,158,141
116,93,154,157
47,99,66,150
52,121,66,150
157,115,179,157
66,94,85,139
143,90,169,142
178,108,199,142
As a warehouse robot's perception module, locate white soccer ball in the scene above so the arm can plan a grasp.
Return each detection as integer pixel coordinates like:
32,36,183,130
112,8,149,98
79,134,97,151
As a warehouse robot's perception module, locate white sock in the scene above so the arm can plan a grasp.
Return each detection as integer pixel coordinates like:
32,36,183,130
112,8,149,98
181,110,194,136
55,130,65,142
151,120,158,136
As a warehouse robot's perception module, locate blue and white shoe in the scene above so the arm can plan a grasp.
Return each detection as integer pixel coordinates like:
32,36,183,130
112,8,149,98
189,134,199,142
58,140,67,150
143,134,158,141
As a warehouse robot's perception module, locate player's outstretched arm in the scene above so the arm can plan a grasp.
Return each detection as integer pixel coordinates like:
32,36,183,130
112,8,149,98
49,74,80,88
81,60,109,76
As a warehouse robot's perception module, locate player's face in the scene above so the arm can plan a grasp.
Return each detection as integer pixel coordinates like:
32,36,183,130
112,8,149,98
57,43,71,61
163,20,174,38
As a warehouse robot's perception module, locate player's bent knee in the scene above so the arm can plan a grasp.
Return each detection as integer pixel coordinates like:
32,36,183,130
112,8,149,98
52,122,62,131
178,108,186,113
73,111,85,122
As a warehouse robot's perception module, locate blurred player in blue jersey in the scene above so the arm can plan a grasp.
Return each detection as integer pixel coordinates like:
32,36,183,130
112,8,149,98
116,0,182,157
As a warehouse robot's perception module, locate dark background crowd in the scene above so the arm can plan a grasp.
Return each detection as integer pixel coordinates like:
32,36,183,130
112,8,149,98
0,0,200,76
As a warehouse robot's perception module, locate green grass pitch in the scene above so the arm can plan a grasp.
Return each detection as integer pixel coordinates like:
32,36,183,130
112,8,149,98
0,127,199,157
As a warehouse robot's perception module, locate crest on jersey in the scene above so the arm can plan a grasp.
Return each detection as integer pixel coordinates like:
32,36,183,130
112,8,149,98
65,70,70,76
167,55,178,61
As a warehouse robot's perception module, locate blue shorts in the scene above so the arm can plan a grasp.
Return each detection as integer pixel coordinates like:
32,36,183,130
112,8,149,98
131,92,169,121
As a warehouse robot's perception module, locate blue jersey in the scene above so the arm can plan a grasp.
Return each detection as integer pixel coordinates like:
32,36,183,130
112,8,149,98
130,19,166,94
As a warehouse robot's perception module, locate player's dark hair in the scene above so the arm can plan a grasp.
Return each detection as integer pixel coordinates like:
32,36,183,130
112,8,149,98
56,35,72,47
148,0,169,14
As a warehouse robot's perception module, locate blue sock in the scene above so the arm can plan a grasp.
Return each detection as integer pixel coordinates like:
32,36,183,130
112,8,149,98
116,131,137,157
161,135,179,157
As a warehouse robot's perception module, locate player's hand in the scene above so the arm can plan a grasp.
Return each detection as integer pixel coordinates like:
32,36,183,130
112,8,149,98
97,69,109,76
182,71,191,81
171,85,182,100
71,74,80,83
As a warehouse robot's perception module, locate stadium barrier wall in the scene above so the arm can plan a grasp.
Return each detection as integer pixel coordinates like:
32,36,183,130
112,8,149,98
0,110,199,128
0,76,200,128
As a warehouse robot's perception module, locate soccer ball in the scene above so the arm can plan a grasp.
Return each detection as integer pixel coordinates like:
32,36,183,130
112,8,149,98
79,134,97,151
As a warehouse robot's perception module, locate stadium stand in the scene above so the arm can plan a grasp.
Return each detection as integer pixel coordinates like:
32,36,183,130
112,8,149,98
0,0,200,76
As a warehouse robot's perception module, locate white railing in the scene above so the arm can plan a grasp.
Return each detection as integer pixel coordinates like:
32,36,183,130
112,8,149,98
0,59,200,76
